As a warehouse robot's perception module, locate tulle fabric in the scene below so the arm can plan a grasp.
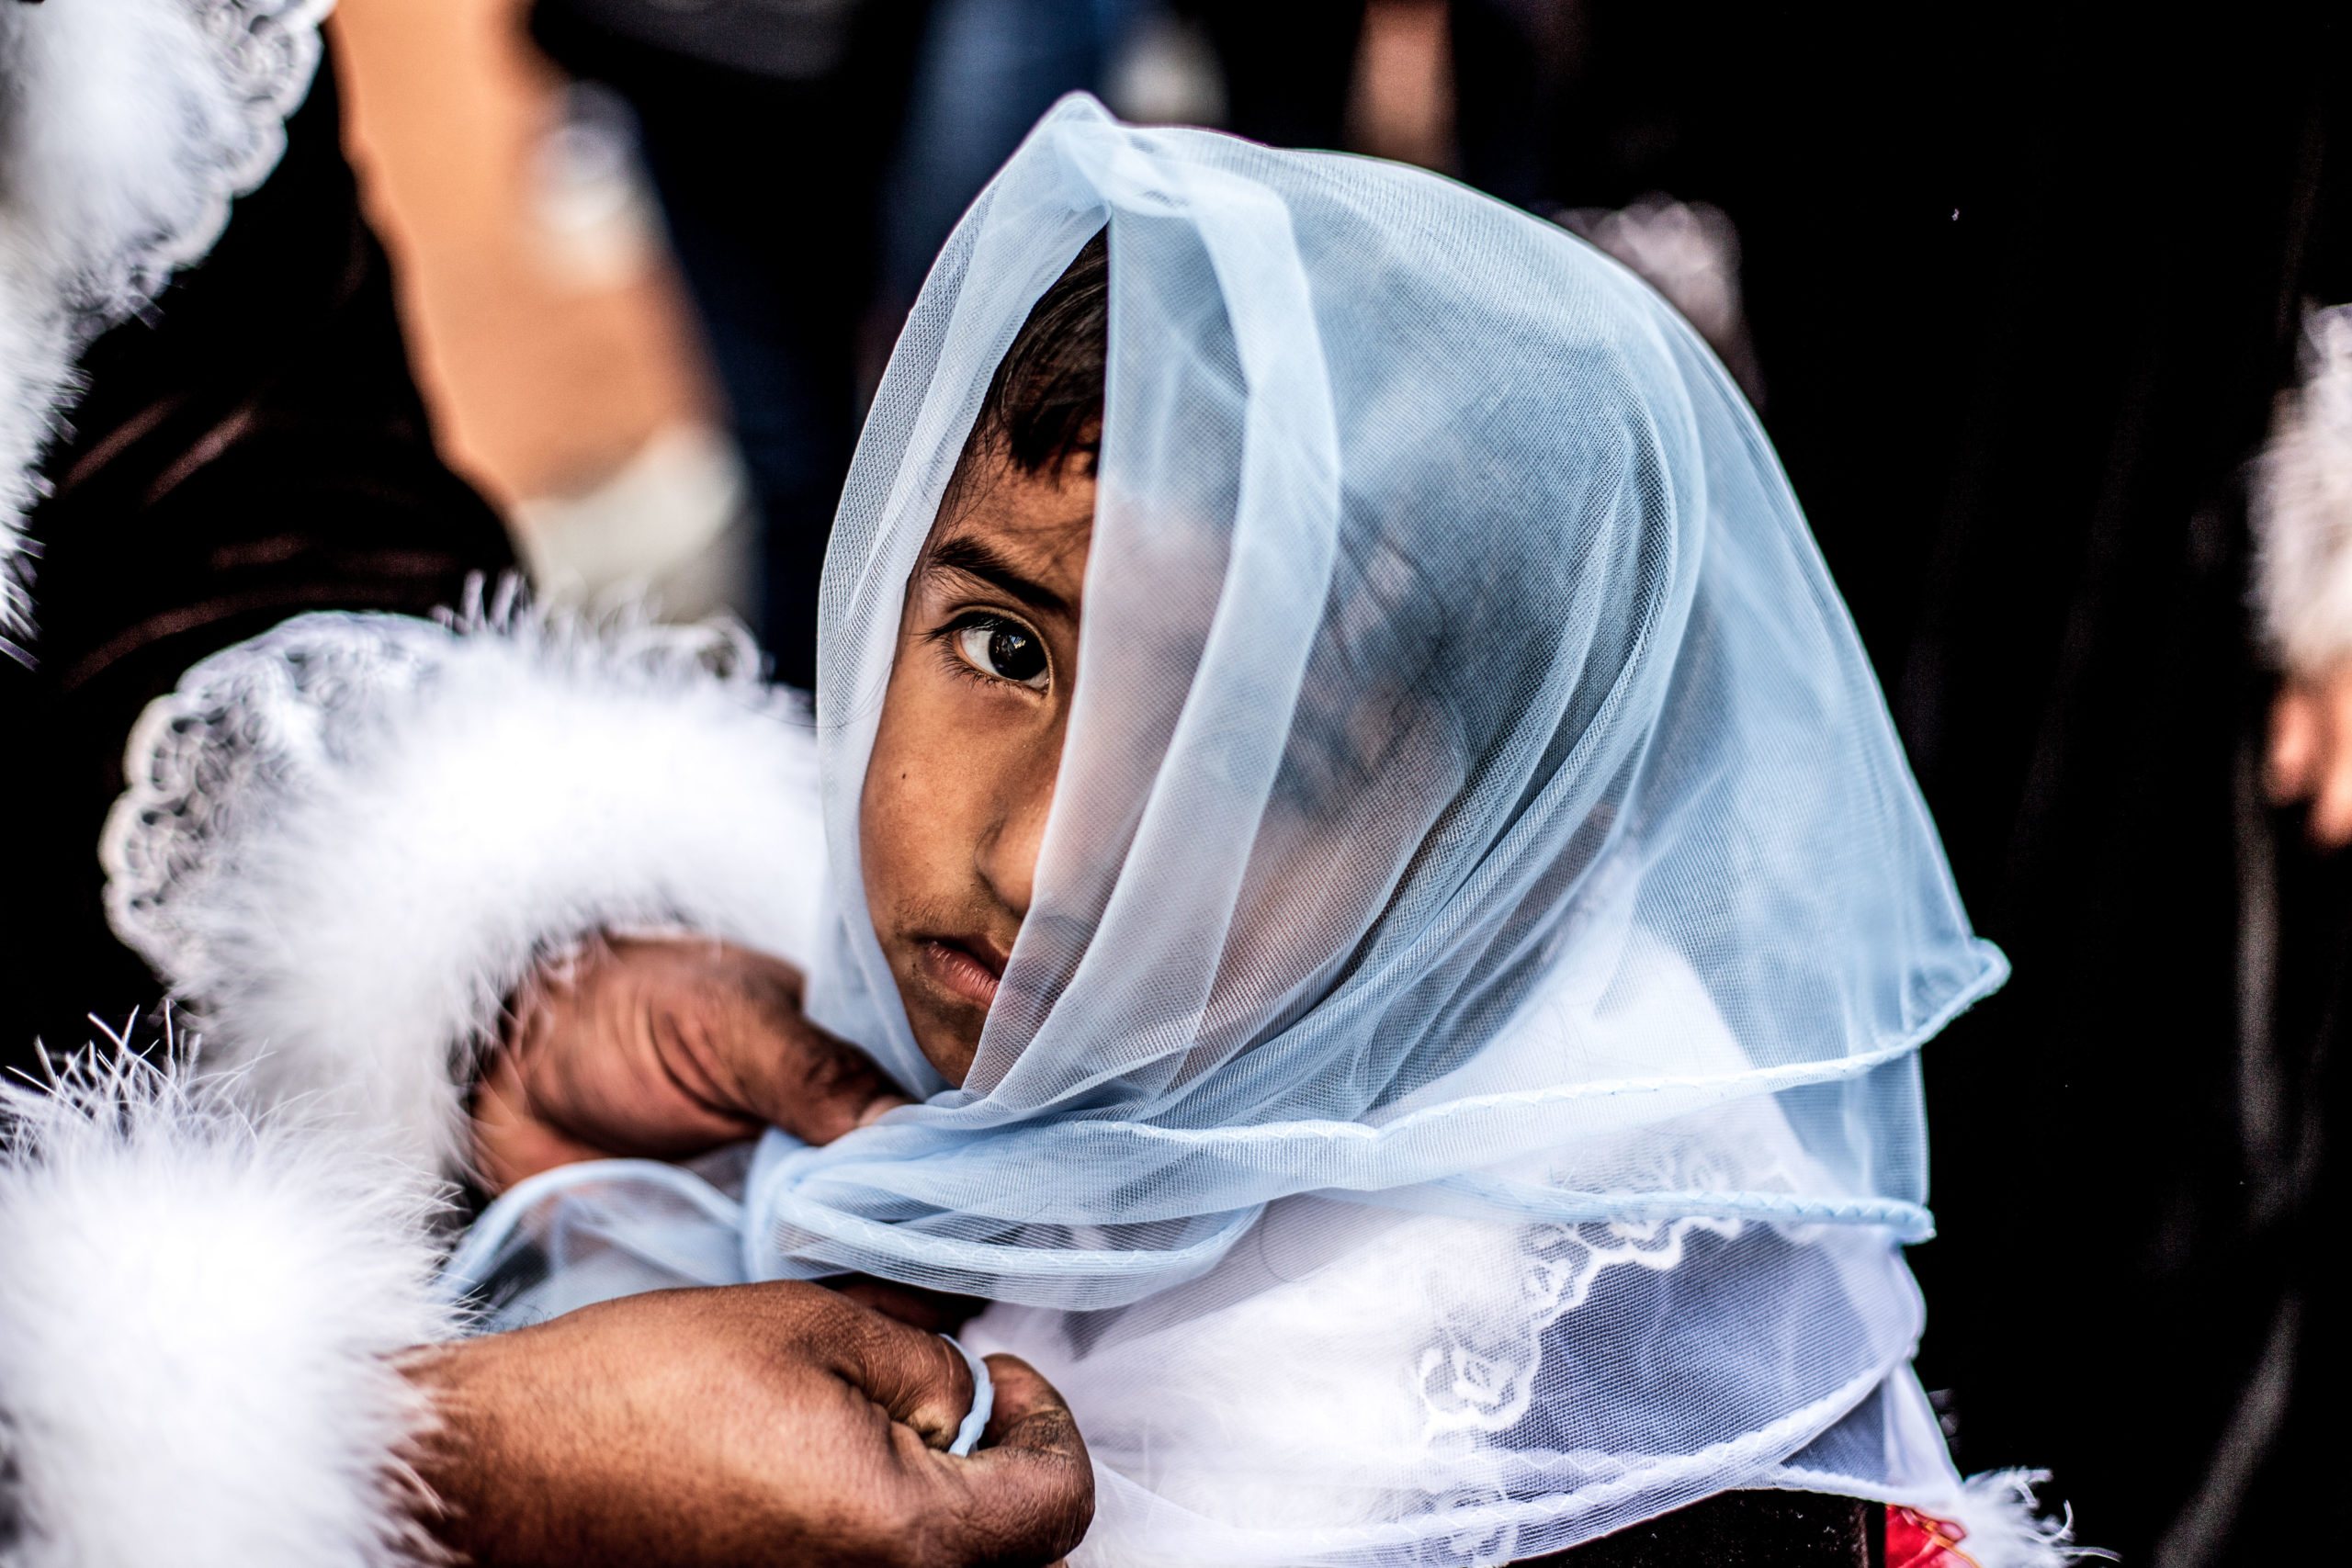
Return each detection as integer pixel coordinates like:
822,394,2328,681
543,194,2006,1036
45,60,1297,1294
786,94,1998,1296
453,96,2002,1562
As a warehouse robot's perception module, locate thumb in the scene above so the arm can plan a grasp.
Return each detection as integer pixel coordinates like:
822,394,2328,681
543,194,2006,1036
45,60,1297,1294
821,1297,978,1451
975,1355,1086,1459
936,1356,1095,1566
712,956,911,1143
2270,684,2319,802
740,1015,912,1144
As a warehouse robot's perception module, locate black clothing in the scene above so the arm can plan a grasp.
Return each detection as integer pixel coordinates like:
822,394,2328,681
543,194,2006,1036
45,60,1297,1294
530,0,928,691
1536,6,2349,1562
1522,1491,1881,1568
0,55,516,1082
547,0,871,81
1187,0,1563,208
1191,0,1365,154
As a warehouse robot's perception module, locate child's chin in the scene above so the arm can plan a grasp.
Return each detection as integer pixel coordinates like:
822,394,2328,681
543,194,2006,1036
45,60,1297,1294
904,1008,981,1089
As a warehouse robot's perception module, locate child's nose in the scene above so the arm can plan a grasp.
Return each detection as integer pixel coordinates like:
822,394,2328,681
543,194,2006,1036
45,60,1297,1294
974,750,1057,921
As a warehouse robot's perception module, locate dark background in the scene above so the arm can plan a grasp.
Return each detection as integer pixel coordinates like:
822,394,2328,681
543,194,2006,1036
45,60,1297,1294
1521,6,2347,1561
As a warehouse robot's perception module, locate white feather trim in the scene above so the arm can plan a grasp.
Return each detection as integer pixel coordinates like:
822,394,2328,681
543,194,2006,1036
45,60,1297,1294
100,593,831,1181
0,1043,452,1568
2254,303,2352,673
0,0,329,638
1944,1468,2102,1568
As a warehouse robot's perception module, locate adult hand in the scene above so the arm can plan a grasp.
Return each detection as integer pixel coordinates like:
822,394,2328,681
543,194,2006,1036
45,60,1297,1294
405,1280,1092,1568
2268,666,2352,847
473,935,912,1192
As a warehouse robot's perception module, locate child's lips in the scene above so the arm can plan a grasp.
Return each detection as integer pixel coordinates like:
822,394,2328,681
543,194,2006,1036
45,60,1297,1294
918,937,1003,1010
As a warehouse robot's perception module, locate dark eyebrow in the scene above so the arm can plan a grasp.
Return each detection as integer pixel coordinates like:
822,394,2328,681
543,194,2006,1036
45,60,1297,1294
922,533,1073,619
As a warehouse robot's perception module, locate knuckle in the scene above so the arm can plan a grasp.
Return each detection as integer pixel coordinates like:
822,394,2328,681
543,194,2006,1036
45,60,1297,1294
843,1469,955,1568
960,1473,1093,1568
808,1493,903,1567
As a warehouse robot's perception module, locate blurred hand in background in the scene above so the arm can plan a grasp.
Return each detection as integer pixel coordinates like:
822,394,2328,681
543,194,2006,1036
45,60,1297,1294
2269,669,2352,847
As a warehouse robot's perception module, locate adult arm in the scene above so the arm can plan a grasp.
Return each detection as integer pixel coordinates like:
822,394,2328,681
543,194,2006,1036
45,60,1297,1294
100,606,837,1183
0,24,517,1077
0,1058,1090,1568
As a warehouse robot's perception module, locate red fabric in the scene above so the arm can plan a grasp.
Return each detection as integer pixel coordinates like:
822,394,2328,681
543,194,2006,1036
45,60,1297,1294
1886,1506,1977,1568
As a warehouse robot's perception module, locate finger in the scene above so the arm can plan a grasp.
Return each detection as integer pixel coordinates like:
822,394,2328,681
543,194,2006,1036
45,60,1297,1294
469,1046,613,1193
617,940,912,1142
828,1276,985,1335
537,994,767,1163
2269,686,2318,802
933,1357,1094,1567
2312,677,2352,848
819,1293,978,1451
732,998,913,1145
975,1356,1079,1454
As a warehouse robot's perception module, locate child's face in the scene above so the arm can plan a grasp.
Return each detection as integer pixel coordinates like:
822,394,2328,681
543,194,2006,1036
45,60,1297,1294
861,447,1095,1087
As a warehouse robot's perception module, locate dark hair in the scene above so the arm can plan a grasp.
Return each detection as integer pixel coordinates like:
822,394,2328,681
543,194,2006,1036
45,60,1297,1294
969,229,1109,475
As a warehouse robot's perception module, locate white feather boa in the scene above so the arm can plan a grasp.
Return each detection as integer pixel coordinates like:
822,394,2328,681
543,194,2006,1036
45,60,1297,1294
0,1044,453,1568
101,594,831,1182
0,0,329,640
2256,304,2352,673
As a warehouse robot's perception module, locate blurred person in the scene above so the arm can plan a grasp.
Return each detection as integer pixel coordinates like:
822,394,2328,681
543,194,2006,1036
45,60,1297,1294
884,0,1139,308
105,103,2086,1567
528,0,933,690
1185,0,1566,209
2256,307,2352,844
0,19,515,1081
1519,4,2348,1564
1190,0,1363,151
0,7,1092,1562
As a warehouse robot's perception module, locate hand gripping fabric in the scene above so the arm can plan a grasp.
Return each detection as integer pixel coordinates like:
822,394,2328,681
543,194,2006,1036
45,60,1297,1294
479,96,2009,1564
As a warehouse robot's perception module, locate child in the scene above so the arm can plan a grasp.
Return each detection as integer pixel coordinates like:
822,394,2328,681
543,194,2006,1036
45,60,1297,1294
110,97,2064,1566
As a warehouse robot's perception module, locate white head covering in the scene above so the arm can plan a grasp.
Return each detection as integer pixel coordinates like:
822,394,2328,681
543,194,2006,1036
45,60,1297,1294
781,94,1999,1294
459,96,2005,1563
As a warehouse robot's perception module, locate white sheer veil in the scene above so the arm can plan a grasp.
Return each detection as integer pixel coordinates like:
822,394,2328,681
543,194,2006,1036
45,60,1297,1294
785,95,1998,1298
458,96,2005,1563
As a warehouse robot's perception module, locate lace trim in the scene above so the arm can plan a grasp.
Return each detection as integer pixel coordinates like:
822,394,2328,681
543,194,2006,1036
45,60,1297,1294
116,0,336,308
1417,1132,1830,1446
101,612,447,987
101,581,776,992
2,0,333,632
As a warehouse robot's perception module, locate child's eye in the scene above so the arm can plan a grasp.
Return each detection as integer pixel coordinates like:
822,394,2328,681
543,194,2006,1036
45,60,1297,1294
952,615,1050,690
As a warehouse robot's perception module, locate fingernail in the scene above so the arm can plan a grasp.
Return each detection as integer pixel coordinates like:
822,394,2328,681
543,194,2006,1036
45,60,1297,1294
855,1095,912,1128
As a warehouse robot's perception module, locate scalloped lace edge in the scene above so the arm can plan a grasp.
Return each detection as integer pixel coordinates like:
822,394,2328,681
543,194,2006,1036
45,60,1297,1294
101,577,775,990
1,0,333,636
